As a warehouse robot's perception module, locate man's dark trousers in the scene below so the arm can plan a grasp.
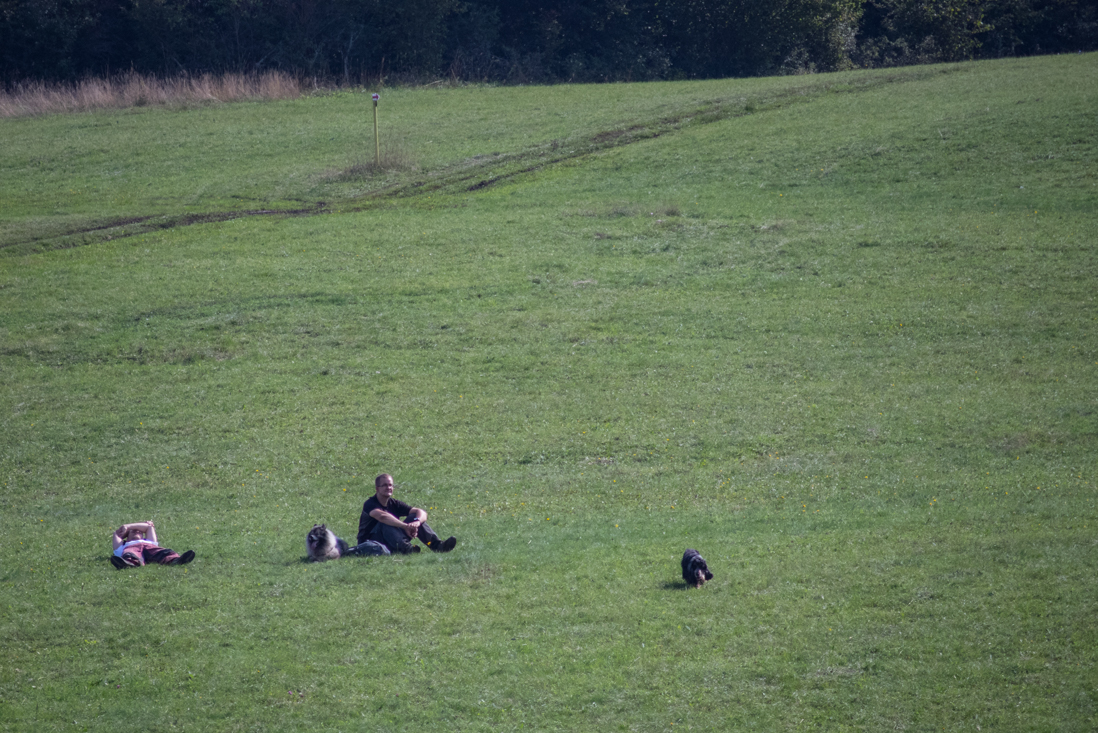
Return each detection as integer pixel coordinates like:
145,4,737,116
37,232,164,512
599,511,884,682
370,521,444,553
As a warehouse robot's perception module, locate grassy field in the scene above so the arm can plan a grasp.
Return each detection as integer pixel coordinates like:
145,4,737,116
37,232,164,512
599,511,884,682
1,54,1096,731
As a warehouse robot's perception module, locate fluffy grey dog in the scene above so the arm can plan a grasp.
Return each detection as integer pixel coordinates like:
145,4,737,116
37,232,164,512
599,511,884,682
681,548,714,588
306,524,349,561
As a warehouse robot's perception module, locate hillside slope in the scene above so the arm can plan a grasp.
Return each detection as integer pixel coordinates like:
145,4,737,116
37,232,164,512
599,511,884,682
1,55,1096,732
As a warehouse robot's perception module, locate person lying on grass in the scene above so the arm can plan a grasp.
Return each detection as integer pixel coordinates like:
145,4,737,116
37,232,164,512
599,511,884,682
111,521,195,569
357,473,457,554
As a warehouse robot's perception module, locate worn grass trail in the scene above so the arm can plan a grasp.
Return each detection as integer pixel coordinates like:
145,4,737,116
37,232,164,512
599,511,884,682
1,65,953,254
1,55,1097,731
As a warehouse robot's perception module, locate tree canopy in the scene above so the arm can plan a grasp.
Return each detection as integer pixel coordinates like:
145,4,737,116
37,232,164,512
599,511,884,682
2,0,1094,83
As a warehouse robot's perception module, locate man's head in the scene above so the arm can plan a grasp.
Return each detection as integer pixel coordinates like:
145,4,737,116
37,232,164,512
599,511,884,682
375,474,394,501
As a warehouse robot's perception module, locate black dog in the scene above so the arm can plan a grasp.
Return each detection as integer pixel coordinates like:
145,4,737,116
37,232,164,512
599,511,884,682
682,548,714,588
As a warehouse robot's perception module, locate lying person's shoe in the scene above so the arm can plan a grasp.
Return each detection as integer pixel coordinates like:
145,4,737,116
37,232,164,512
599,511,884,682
110,556,128,570
172,550,195,565
438,536,457,553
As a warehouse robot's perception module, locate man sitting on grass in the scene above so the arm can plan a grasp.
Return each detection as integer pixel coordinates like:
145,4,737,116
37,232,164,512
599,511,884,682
111,520,195,569
357,473,457,554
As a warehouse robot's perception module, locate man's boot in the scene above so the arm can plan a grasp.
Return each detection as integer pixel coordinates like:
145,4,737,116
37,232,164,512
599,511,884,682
424,528,457,552
418,524,444,551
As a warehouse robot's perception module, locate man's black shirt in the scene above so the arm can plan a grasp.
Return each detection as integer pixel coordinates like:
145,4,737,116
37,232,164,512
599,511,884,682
357,495,413,545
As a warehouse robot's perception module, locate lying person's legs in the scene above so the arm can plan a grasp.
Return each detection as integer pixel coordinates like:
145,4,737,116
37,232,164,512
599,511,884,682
143,547,195,565
144,546,179,564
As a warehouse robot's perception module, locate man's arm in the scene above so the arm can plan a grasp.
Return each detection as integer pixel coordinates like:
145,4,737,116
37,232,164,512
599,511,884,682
403,508,427,537
369,508,422,538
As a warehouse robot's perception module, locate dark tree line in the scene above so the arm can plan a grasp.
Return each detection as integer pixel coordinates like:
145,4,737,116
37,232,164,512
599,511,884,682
2,0,1095,83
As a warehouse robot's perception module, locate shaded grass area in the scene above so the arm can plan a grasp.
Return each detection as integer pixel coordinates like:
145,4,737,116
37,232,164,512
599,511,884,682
1,55,1097,731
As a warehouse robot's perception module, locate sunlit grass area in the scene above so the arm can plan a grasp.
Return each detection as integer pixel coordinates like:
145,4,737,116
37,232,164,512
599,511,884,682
1,54,1096,731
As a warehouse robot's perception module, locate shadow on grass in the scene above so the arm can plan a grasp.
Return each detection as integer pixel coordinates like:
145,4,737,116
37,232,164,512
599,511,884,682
659,580,693,591
295,554,401,565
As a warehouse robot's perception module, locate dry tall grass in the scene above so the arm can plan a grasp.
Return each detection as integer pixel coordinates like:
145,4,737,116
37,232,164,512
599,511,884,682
329,140,419,181
0,71,302,118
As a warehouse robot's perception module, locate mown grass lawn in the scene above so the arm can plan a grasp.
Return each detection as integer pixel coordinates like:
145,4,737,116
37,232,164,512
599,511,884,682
1,54,1096,732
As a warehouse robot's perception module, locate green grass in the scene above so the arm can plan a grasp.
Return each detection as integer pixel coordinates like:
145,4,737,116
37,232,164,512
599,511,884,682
1,54,1097,731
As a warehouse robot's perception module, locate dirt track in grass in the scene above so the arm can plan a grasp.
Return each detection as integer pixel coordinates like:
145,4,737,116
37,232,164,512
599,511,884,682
1,69,946,257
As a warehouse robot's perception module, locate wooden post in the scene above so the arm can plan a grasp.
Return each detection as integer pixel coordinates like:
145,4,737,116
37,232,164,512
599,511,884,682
372,93,380,167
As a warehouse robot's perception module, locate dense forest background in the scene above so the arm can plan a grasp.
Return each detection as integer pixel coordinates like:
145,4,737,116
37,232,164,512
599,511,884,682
2,0,1095,84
